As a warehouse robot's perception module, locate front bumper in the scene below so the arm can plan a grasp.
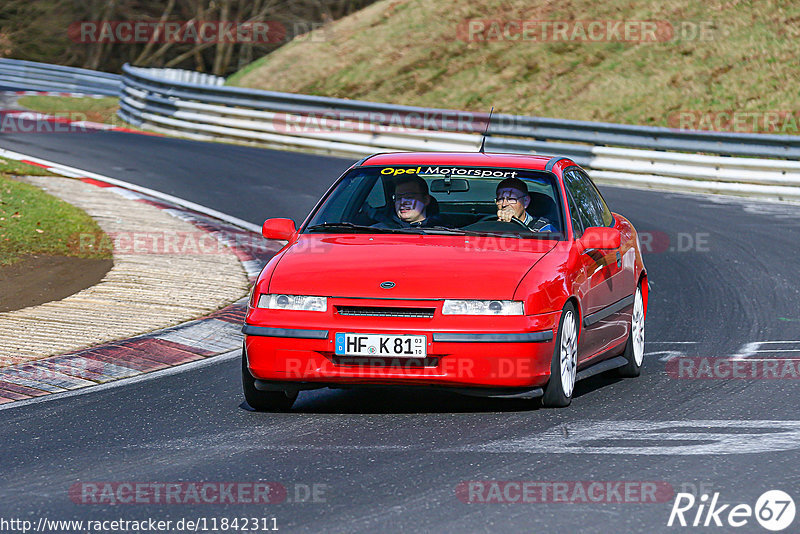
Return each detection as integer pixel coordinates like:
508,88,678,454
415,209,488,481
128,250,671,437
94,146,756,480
243,300,561,389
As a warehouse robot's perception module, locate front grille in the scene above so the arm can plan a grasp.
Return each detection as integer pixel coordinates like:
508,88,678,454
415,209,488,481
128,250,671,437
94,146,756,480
336,306,435,318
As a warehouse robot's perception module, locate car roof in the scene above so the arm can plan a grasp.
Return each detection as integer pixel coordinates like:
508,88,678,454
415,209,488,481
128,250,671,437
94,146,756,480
358,152,569,171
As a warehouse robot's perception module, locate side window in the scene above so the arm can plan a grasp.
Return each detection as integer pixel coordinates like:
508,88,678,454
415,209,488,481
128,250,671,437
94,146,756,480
576,170,614,227
365,177,388,209
306,173,373,225
565,188,585,238
563,170,604,228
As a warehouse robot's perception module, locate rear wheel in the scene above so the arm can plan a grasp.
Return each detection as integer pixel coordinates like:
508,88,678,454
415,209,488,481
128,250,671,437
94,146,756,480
617,284,645,377
542,302,578,408
241,343,298,412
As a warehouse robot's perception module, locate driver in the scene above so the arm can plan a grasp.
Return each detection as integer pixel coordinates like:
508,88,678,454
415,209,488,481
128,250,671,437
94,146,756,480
495,177,555,232
374,175,443,228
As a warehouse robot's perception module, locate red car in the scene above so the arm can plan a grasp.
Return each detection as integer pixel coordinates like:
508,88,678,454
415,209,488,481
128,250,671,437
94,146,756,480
242,152,647,410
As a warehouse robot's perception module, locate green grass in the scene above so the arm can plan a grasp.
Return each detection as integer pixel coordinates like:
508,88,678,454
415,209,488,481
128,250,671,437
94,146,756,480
0,160,113,266
0,158,55,177
225,55,274,86
16,95,151,133
227,0,800,133
17,95,121,125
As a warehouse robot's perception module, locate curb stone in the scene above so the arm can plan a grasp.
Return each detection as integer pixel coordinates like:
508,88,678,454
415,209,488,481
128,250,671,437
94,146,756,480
0,176,281,404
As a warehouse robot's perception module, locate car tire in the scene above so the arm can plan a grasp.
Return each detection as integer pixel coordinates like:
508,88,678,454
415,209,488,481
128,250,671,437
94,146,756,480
617,283,646,378
241,343,298,412
542,302,578,408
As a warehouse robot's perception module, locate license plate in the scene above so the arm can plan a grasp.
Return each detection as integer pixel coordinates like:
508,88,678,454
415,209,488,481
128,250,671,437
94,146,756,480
335,333,427,358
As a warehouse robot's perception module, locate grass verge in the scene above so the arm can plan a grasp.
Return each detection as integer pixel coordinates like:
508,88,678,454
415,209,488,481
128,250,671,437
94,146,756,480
0,159,113,266
227,0,800,133
14,95,153,133
16,95,121,124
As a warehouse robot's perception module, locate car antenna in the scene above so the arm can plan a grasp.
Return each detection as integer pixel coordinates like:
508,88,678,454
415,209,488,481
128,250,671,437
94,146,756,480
478,107,494,153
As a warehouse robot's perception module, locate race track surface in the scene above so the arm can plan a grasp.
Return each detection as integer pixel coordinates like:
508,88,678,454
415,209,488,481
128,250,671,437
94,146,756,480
2,129,800,533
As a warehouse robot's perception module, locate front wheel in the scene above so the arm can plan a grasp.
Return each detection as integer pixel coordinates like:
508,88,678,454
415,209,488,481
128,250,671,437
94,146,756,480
617,284,645,378
242,343,298,412
542,302,578,408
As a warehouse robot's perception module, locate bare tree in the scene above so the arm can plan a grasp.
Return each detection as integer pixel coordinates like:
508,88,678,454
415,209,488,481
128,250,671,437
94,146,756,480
131,0,177,66
1,0,377,74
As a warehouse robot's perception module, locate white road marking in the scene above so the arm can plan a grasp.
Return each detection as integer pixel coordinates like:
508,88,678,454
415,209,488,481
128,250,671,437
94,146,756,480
215,420,800,456
643,342,697,361
649,350,687,362
445,420,800,455
731,341,800,360
650,341,800,362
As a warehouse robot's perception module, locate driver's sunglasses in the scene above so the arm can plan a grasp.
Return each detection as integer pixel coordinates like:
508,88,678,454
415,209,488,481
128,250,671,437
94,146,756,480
495,195,523,205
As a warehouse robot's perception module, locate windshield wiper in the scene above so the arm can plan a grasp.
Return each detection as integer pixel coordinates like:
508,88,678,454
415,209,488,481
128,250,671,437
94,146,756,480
305,223,548,238
305,222,424,234
431,226,558,239
428,226,526,238
306,222,368,232
418,226,472,235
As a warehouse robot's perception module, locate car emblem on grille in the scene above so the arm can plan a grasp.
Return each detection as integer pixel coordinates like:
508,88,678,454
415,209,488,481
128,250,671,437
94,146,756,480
380,281,396,289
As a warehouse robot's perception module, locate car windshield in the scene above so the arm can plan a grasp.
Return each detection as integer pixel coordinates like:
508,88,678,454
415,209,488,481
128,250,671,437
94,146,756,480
303,165,565,239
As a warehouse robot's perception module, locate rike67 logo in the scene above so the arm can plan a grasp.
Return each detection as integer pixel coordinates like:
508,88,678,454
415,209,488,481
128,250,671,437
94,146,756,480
668,490,795,531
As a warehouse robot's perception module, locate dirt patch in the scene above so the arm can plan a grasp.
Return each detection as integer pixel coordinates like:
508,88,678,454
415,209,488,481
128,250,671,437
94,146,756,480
0,255,113,312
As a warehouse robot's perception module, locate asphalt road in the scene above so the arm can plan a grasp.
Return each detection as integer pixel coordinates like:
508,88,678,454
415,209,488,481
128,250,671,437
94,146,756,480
2,128,800,533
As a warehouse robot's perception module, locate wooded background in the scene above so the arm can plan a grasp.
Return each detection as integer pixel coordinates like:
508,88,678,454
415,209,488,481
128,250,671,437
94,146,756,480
0,0,374,75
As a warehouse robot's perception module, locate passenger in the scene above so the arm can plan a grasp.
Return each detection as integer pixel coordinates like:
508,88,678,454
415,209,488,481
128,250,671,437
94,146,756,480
495,177,555,232
375,175,443,228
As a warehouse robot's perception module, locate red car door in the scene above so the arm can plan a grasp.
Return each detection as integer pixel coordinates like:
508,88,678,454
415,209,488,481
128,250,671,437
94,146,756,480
564,170,628,363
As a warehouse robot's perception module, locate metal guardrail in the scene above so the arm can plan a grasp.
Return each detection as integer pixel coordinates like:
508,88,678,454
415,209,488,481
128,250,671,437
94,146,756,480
0,58,121,96
2,59,799,201
116,63,800,200
120,64,800,160
128,67,224,86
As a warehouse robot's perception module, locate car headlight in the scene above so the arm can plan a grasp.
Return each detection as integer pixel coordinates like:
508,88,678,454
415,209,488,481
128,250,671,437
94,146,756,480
442,300,524,315
257,294,327,312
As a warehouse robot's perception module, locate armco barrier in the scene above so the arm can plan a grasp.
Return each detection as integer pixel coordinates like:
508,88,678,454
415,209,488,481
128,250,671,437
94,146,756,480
0,58,120,96
118,64,800,159
2,58,800,201
118,63,800,200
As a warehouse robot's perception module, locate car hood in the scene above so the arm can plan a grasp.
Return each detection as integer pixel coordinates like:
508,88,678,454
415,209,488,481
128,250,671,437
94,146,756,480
267,234,558,300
